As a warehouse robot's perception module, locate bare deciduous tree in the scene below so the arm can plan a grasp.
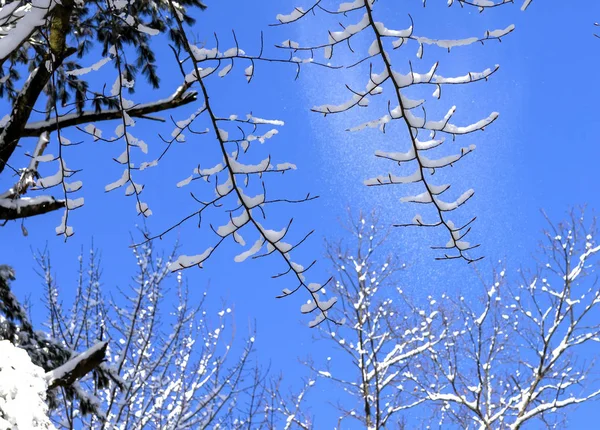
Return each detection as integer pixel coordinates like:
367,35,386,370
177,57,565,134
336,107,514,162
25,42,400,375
408,209,600,429
266,375,316,429
272,211,448,429
264,209,600,429
36,239,262,429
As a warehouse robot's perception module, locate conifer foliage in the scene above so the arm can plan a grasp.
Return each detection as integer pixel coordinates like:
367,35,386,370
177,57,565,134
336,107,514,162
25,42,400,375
0,265,115,419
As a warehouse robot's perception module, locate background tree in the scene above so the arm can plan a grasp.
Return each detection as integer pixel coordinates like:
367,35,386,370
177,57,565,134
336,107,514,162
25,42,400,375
36,239,262,429
407,209,600,429
265,208,600,429
265,374,316,429
269,211,448,428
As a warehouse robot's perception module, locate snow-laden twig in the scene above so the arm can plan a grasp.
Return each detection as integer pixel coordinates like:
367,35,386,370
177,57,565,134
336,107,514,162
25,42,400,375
148,0,338,327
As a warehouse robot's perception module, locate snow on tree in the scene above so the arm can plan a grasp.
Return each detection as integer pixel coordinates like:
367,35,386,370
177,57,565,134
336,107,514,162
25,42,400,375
0,340,55,430
264,209,600,428
521,0,534,11
0,265,116,419
271,211,448,428
0,0,339,324
408,209,600,429
273,0,520,262
35,238,264,429
265,374,316,429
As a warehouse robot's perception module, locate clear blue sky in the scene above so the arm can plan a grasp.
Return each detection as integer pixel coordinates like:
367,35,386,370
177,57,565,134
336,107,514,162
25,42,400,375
1,0,599,427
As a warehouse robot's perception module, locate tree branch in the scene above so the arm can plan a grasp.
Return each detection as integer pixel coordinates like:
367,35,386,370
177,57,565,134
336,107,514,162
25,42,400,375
0,133,50,199
45,341,108,390
0,195,65,220
19,87,198,138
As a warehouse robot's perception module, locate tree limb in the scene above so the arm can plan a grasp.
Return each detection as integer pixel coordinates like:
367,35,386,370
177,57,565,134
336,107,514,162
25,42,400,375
0,133,50,199
0,195,65,220
45,341,108,390
19,88,198,138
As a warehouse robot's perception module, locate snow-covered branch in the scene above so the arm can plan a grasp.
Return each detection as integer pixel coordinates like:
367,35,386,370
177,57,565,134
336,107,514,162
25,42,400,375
144,0,338,326
276,0,514,261
18,87,198,138
45,341,108,390
0,194,66,221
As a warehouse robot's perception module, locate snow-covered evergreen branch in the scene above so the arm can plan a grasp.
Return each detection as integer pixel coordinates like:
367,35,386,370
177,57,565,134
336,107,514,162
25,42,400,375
0,264,117,421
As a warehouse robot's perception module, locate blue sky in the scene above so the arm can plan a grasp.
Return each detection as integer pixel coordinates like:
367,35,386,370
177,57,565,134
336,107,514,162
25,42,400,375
1,0,600,427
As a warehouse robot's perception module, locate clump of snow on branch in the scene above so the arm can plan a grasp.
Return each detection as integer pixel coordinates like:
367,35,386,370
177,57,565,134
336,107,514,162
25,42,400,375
0,340,55,430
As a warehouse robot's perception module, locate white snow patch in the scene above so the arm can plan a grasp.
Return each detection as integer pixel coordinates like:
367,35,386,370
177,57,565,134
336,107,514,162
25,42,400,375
0,340,56,429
